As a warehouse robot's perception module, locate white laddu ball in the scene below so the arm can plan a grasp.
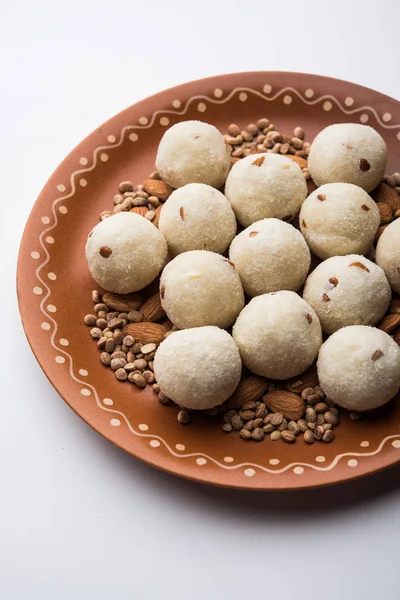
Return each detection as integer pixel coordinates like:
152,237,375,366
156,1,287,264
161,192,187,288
303,254,391,334
155,120,231,189
229,218,311,296
153,326,242,410
308,123,387,192
299,182,379,259
85,212,168,293
232,291,322,380
317,326,400,411
224,153,307,227
376,218,400,293
158,183,237,255
160,250,244,329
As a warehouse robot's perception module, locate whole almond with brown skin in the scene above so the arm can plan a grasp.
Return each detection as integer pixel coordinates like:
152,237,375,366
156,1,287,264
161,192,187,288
102,292,143,312
375,224,388,242
152,205,163,227
376,202,393,225
286,155,307,169
389,297,400,314
285,366,319,394
263,390,306,421
373,182,400,211
143,179,173,201
140,293,166,322
377,313,400,334
123,322,167,345
130,206,148,217
227,375,269,410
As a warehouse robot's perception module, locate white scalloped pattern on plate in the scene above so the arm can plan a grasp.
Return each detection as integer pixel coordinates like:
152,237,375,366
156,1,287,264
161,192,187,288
31,85,400,479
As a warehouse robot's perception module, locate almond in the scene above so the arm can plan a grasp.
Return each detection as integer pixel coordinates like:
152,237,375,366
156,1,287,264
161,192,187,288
375,224,388,242
376,202,393,225
143,179,173,201
286,155,308,169
263,390,306,421
227,375,269,410
349,261,370,272
140,292,166,322
373,182,400,211
123,322,167,345
153,205,163,227
377,313,400,334
252,156,265,167
130,206,148,217
389,297,400,314
102,292,143,312
285,366,319,394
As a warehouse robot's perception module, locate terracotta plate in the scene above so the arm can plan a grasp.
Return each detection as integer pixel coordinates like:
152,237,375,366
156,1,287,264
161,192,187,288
17,72,400,490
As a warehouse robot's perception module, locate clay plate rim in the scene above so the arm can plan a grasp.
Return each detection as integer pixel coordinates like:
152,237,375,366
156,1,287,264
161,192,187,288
17,71,400,490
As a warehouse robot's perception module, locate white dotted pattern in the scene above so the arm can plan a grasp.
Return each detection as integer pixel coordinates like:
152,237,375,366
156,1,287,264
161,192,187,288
79,178,87,187
33,287,43,295
103,398,113,406
79,157,88,166
138,424,149,431
100,153,108,162
382,112,392,122
239,92,247,102
345,97,354,106
31,251,40,259
315,456,326,463
81,389,91,397
107,135,116,143
55,356,65,364
41,322,51,330
172,99,181,108
391,440,400,449
110,418,120,426
223,456,234,463
79,369,88,377
59,338,69,346
213,88,223,98
263,84,272,94
323,101,332,111
196,458,207,466
59,206,68,214
56,184,66,192
293,466,304,475
269,458,280,466
360,441,370,448
175,444,185,451
47,272,57,280
160,117,170,126
197,102,206,112
244,468,256,477
45,236,54,244
150,440,160,448
129,132,138,142
347,459,358,467
41,216,50,224
283,95,292,105
139,117,148,125
47,304,57,313
305,88,314,98
360,113,369,123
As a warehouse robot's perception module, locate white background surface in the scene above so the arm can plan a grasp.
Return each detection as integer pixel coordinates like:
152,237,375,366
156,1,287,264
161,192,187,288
2,1,400,598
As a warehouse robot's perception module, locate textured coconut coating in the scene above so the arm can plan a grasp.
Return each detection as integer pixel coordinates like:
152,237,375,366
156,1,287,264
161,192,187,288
229,218,311,296
303,255,391,334
317,326,400,411
160,250,244,329
376,218,400,293
155,120,231,189
159,183,237,255
85,212,168,293
153,327,242,410
308,123,387,193
299,183,380,259
232,291,322,379
224,153,307,227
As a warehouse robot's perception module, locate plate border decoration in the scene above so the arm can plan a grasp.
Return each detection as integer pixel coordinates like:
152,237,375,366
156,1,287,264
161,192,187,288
19,74,400,487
